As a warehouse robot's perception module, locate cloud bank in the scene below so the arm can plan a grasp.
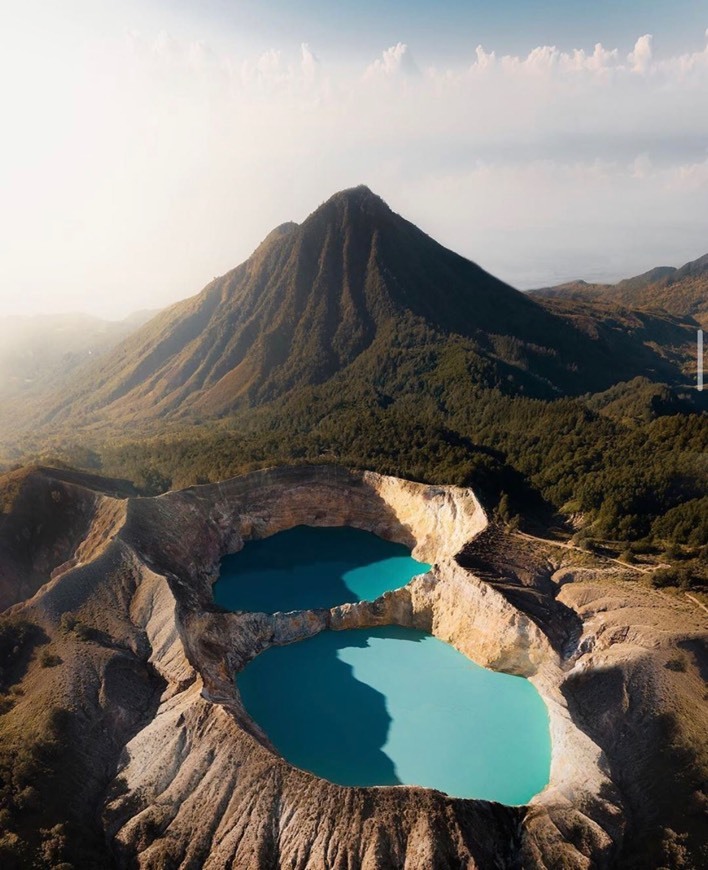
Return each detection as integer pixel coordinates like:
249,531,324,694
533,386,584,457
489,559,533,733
1,24,707,316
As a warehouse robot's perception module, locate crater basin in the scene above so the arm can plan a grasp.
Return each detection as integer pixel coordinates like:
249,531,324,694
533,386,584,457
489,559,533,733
238,625,552,804
214,525,431,613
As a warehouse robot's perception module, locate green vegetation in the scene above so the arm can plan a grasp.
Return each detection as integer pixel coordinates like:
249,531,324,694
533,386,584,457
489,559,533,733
39,650,62,668
8,341,702,593
652,498,708,548
532,250,708,329
86,370,706,567
0,620,40,693
651,567,703,590
656,827,707,870
0,187,703,870
0,707,77,868
0,187,704,589
6,348,705,590
59,614,94,642
59,614,77,636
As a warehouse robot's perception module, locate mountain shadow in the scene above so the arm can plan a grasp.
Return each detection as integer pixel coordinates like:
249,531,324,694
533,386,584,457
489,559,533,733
237,628,402,787
214,525,428,614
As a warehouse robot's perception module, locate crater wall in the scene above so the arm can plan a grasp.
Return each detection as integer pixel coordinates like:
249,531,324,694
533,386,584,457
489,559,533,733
102,465,622,868
7,464,703,868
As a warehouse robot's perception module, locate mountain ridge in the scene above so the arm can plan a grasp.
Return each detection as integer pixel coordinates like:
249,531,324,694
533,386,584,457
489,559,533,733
15,186,698,433
531,251,708,328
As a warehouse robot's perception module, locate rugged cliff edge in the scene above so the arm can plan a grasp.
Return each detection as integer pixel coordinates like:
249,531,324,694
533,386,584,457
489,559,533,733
0,465,705,869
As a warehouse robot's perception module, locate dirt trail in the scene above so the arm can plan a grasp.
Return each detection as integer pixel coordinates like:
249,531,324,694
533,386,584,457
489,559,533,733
513,530,652,573
686,592,708,615
514,531,708,620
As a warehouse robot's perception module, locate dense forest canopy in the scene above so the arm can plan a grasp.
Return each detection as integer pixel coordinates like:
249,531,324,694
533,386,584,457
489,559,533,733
11,364,706,580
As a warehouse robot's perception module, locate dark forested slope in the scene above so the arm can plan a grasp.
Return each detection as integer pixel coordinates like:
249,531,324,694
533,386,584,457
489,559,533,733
31,186,695,431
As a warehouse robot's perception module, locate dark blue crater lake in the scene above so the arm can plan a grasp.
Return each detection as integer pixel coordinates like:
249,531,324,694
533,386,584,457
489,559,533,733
214,525,431,613
238,625,552,803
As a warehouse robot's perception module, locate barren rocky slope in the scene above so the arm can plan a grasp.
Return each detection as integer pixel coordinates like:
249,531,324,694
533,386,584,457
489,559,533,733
0,465,705,868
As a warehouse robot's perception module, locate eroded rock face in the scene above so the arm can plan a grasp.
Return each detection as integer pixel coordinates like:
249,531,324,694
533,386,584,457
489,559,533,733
100,466,618,869
0,465,133,611
2,465,706,869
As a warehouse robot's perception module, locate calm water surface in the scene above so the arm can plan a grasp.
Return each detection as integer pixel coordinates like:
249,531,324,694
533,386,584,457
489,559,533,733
238,626,552,803
214,525,431,613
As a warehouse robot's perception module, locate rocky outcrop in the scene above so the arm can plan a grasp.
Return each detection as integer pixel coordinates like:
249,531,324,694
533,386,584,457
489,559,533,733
1,464,706,869
0,465,134,612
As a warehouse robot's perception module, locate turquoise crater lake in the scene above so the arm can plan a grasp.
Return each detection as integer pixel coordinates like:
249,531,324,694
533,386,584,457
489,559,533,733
214,525,431,613
238,626,552,803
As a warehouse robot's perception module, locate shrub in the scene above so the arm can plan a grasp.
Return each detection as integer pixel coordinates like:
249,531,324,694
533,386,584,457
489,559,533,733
14,785,41,811
59,614,77,635
653,567,704,590
0,620,38,690
59,614,95,642
658,828,692,869
665,656,687,672
496,492,512,523
73,623,94,642
40,824,68,866
40,650,62,668
0,831,28,864
663,542,681,561
651,567,680,588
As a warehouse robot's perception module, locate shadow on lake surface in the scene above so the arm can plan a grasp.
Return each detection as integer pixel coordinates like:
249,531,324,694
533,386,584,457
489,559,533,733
238,627,402,786
238,625,551,802
215,525,430,613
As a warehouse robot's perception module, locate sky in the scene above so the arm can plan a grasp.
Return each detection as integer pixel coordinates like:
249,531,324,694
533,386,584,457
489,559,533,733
1,1,707,318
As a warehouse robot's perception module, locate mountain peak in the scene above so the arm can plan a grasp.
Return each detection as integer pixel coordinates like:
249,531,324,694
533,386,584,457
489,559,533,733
311,184,390,220
676,251,708,279
35,186,697,428
331,183,378,201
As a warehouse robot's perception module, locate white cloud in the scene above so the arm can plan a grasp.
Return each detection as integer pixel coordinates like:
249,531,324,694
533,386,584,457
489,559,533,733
254,48,281,79
628,34,653,74
300,43,319,83
365,43,419,78
631,153,653,179
0,22,707,317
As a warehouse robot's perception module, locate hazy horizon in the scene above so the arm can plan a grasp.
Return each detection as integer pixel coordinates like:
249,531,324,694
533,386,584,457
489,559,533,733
2,1,707,318
0,194,706,325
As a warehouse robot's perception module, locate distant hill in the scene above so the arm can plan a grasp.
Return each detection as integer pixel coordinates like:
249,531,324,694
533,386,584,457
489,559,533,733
0,310,156,402
531,252,708,328
27,186,696,432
